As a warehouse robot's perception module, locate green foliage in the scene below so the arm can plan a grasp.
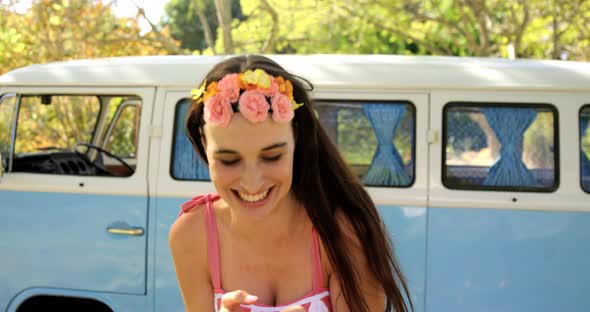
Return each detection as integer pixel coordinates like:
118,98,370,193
163,0,243,52
104,104,140,158
14,95,100,153
210,0,589,60
164,0,218,51
0,0,179,75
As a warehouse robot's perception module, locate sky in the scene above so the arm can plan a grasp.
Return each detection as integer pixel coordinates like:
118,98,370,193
1,0,169,33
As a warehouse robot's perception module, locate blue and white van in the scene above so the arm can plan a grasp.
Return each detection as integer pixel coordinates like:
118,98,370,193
1,55,589,312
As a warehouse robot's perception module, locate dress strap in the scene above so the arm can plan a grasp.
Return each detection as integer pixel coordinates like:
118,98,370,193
311,227,325,290
178,194,222,290
203,195,222,290
179,194,219,216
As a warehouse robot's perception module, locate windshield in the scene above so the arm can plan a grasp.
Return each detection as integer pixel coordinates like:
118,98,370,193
14,95,101,154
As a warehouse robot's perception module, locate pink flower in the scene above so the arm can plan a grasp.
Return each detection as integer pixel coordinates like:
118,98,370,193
238,90,269,123
204,95,233,127
271,93,294,123
217,73,240,102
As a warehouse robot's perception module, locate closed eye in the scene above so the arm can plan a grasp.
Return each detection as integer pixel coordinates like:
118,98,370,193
262,154,282,162
219,159,240,166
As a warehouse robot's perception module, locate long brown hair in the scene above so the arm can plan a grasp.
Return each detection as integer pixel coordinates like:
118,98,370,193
185,55,413,312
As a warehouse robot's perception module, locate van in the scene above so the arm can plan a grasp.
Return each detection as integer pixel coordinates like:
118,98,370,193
1,55,589,312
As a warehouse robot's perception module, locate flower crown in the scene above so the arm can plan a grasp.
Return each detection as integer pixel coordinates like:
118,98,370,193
191,69,304,127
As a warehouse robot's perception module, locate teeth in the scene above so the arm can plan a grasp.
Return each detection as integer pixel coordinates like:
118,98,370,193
238,188,270,202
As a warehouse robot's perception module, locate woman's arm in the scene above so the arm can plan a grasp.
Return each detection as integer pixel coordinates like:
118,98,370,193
328,213,386,311
169,208,215,312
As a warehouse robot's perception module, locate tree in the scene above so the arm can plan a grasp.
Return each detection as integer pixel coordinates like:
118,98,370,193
0,0,181,75
221,0,589,60
163,0,243,54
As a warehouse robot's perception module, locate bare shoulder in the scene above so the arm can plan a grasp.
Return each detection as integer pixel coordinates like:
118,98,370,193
169,204,208,252
168,204,214,312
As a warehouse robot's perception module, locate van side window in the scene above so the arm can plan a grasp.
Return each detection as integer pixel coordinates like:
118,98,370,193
11,94,140,177
171,99,210,180
316,101,415,187
0,94,17,171
104,102,141,159
581,105,590,192
443,103,558,192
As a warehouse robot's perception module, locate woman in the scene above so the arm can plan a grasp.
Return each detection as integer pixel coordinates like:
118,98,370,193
169,55,412,312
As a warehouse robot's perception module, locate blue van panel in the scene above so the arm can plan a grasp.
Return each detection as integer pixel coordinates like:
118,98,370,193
154,197,186,312
426,207,590,312
0,190,147,310
153,198,427,312
379,206,427,312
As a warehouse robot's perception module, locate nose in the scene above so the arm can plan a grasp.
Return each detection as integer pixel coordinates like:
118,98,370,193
240,163,264,193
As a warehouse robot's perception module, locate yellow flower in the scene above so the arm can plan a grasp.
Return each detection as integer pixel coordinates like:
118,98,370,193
292,101,304,111
203,81,219,101
191,80,207,101
241,69,271,89
276,76,294,100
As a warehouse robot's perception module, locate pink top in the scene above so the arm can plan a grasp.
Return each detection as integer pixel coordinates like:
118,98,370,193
180,194,332,312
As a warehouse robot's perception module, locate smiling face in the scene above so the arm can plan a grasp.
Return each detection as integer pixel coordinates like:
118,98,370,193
202,113,296,219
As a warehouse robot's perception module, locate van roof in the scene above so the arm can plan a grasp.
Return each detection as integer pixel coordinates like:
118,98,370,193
1,54,589,91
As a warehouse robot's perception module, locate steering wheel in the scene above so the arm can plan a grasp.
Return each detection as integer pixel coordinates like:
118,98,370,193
74,142,135,176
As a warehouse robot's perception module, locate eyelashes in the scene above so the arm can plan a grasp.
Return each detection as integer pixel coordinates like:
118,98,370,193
263,154,282,162
219,159,240,166
219,155,282,166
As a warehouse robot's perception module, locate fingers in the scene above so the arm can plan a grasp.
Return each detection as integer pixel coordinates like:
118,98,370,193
220,290,258,312
280,306,306,312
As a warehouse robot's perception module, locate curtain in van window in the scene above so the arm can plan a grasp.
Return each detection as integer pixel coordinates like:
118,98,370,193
173,101,210,180
362,104,410,186
483,107,536,187
581,116,589,182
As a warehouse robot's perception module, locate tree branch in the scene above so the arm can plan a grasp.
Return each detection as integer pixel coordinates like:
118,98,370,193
214,0,234,54
193,0,217,54
259,0,279,53
129,0,184,54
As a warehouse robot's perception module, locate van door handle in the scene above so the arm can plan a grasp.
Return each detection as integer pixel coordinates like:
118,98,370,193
107,227,144,236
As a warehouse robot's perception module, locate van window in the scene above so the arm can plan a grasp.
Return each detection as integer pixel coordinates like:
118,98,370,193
443,103,557,192
104,103,141,159
15,95,100,153
171,99,210,180
11,94,140,177
316,101,415,187
170,99,416,187
581,105,590,193
0,94,17,170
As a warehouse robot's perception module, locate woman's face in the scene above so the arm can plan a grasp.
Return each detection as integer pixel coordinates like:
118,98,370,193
203,113,295,219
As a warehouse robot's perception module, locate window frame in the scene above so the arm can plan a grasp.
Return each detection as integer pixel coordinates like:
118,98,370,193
441,101,560,193
315,99,417,188
13,94,104,156
102,99,142,159
0,93,19,172
580,104,590,194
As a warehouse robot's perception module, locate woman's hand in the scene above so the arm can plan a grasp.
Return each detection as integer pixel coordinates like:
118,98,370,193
220,290,258,312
